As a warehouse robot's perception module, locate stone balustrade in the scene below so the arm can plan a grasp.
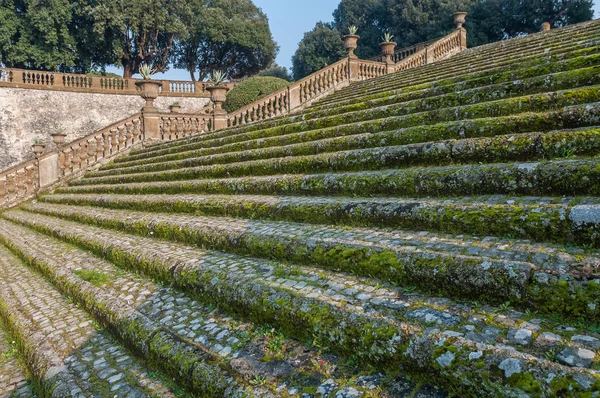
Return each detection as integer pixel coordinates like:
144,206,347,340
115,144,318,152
0,108,215,209
159,114,212,140
369,39,436,63
227,28,466,127
57,114,143,178
228,58,351,127
0,68,238,98
0,159,38,209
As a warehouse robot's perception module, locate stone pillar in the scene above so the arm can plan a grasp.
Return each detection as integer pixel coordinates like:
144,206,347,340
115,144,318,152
38,152,60,188
460,28,468,50
425,47,435,64
541,22,551,32
212,112,228,131
348,57,361,82
142,112,162,141
288,85,301,112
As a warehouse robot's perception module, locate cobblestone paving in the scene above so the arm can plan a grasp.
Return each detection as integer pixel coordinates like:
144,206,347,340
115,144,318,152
41,192,600,272
0,326,34,398
0,218,437,396
0,245,178,397
4,211,600,376
23,200,599,281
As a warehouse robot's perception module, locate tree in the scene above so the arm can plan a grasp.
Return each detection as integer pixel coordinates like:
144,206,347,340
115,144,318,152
291,22,346,81
0,0,79,71
259,63,293,82
294,0,594,66
171,0,277,82
81,0,190,78
467,0,594,46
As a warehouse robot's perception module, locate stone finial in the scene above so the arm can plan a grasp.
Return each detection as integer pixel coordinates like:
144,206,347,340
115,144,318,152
453,12,468,29
541,22,551,32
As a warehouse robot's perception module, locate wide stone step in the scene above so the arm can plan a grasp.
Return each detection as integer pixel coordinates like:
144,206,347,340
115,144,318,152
320,22,600,104
90,124,600,181
304,50,600,120
106,84,600,176
128,25,600,159
0,243,180,397
3,210,600,396
319,34,600,107
0,325,34,397
105,103,600,175
0,218,426,396
17,200,600,321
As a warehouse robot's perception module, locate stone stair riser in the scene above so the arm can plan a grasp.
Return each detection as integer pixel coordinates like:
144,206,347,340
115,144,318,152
0,232,238,397
3,211,598,397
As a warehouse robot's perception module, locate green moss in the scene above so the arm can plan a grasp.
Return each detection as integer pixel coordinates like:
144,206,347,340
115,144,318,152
73,269,110,286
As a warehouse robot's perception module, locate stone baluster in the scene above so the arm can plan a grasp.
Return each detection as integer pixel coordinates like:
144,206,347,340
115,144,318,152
125,123,133,146
71,144,81,171
95,135,104,161
79,141,88,167
25,166,35,194
103,131,111,157
132,119,140,143
87,139,96,162
110,129,118,154
118,126,126,150
184,119,192,137
6,174,15,200
16,170,25,197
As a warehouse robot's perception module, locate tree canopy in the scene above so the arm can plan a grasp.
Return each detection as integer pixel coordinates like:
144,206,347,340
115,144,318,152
291,22,346,81
0,0,277,79
172,0,277,83
291,0,594,79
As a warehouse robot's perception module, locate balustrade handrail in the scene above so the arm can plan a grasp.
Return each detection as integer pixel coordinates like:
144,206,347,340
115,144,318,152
368,38,438,63
0,158,38,181
392,28,465,72
0,67,239,98
228,57,352,126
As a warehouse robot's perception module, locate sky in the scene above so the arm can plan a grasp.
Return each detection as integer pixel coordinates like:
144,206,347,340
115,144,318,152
109,0,600,80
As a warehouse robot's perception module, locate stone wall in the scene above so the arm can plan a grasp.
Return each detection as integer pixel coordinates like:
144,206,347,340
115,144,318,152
0,87,210,169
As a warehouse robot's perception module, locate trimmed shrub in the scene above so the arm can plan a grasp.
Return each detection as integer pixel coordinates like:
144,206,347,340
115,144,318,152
223,76,290,113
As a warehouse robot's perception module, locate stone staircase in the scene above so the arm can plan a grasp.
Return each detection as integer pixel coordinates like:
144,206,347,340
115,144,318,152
2,18,600,397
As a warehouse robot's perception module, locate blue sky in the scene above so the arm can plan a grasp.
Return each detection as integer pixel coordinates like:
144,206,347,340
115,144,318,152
110,0,600,80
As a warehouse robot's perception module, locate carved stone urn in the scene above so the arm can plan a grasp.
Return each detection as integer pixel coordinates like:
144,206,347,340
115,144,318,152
135,80,162,113
206,85,230,113
50,132,67,145
169,103,181,113
379,41,397,63
453,12,468,29
541,22,551,32
342,34,360,58
32,143,46,157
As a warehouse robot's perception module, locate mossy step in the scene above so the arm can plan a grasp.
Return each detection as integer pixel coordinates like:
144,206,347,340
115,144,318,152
0,243,184,397
108,84,600,174
18,200,600,322
319,32,600,106
75,101,600,187
0,218,409,396
127,26,597,159
0,322,35,397
102,61,600,174
90,124,600,181
0,221,245,397
105,103,600,174
4,210,600,396
321,21,600,102
304,50,600,121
